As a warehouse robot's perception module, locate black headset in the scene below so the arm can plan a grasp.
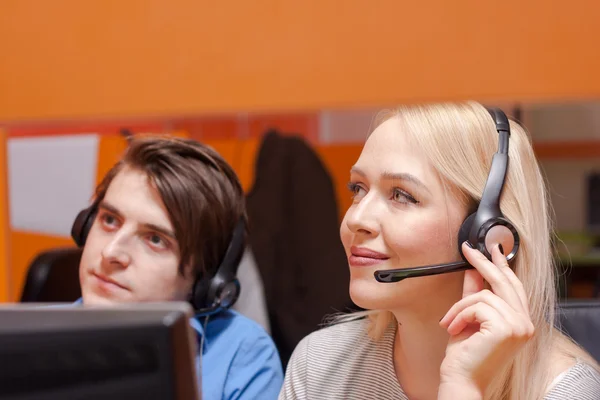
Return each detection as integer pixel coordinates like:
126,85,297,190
189,218,245,316
71,148,246,316
375,107,520,283
457,108,520,261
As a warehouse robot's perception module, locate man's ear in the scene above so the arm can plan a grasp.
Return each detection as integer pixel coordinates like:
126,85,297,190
182,262,196,283
180,264,198,304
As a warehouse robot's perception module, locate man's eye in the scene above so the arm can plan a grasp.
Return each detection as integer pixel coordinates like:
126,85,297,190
146,234,169,250
150,235,163,245
99,213,118,228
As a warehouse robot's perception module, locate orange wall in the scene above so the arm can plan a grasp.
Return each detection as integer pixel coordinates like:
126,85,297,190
2,1,600,122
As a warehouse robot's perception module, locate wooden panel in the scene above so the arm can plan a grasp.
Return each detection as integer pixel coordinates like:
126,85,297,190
203,138,261,193
180,116,240,141
203,139,239,172
533,140,600,159
96,135,128,186
95,131,190,187
315,145,364,221
238,139,261,193
5,120,167,137
248,114,319,142
1,1,600,122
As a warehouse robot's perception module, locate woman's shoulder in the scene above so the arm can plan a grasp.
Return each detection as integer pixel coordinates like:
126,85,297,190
286,312,398,374
309,314,371,340
280,314,403,399
293,315,372,358
545,361,600,400
287,312,398,376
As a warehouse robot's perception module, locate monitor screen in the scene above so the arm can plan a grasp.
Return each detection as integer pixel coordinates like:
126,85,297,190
0,302,200,400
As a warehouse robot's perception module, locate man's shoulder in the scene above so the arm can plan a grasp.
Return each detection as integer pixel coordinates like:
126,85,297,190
207,309,270,335
200,309,284,398
202,309,276,349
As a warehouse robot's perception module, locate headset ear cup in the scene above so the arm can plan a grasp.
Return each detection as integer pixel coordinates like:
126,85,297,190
190,219,246,315
483,219,520,262
218,279,240,309
191,278,211,311
71,207,97,248
458,213,477,259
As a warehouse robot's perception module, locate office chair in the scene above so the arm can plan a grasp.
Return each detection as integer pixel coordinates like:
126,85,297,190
20,247,82,303
556,299,600,362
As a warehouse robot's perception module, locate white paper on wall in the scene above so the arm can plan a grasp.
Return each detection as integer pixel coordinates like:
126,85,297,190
8,134,99,236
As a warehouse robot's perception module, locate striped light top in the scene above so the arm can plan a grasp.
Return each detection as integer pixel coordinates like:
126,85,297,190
279,317,600,399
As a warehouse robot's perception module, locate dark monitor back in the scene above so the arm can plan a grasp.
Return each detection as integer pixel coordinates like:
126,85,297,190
0,302,200,400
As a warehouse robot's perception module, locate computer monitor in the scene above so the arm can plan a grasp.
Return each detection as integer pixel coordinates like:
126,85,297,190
0,302,200,400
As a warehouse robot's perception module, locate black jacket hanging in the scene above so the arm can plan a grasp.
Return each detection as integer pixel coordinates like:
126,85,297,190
246,130,355,368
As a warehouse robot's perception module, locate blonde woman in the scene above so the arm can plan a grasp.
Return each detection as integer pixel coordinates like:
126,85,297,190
279,102,600,400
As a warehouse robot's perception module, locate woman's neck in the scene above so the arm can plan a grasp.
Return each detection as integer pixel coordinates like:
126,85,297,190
391,296,460,400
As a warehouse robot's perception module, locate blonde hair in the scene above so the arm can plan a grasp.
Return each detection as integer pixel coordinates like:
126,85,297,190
338,101,597,400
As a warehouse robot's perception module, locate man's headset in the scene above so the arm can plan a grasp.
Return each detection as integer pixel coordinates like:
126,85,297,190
375,107,520,283
71,145,246,316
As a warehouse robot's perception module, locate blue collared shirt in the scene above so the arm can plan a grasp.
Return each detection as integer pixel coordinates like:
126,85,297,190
73,299,283,399
190,309,283,399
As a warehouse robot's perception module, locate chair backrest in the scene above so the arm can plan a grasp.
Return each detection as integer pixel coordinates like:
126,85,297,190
556,299,600,362
20,247,83,303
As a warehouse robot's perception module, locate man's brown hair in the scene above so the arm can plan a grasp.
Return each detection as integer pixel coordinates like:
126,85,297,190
94,135,247,279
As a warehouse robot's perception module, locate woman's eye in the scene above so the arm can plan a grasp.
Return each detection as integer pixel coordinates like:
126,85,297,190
392,188,419,204
347,182,367,200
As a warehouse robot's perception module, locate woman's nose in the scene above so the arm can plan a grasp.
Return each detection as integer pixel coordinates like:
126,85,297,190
345,195,381,236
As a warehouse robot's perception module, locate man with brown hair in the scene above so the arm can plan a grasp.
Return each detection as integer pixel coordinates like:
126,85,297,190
72,135,283,399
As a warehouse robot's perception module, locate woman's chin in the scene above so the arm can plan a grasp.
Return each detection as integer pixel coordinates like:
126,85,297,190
349,278,405,311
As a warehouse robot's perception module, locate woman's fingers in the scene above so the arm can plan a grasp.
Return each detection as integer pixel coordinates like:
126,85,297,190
445,302,502,336
491,243,530,314
440,289,516,329
461,242,525,314
462,268,484,298
445,300,535,340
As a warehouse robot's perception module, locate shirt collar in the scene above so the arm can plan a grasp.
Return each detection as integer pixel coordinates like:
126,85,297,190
189,316,208,353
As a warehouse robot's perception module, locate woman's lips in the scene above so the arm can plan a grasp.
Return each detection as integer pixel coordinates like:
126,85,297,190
349,246,390,267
